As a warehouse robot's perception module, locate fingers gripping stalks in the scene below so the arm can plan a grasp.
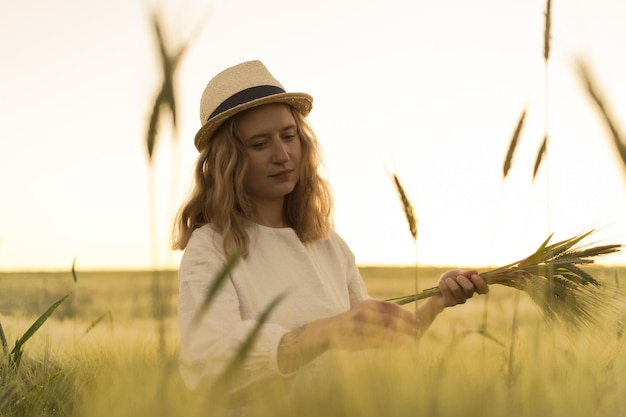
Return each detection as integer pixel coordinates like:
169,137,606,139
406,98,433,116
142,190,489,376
437,270,490,308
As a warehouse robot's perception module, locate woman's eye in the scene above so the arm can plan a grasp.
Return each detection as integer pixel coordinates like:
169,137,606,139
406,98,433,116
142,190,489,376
251,142,266,149
283,135,296,141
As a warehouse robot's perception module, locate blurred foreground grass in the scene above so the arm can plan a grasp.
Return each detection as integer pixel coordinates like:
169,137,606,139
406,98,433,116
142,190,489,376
1,266,626,416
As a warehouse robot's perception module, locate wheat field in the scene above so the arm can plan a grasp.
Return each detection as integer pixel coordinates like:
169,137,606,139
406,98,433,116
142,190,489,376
1,266,625,416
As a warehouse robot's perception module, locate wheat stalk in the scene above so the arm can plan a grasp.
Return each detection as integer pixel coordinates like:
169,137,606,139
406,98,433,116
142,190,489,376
503,109,527,179
576,59,626,171
533,134,548,181
543,0,552,63
390,173,417,242
389,172,421,332
388,230,621,328
146,13,183,160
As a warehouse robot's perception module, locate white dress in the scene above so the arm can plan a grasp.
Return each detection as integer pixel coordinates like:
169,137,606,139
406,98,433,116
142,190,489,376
177,223,369,392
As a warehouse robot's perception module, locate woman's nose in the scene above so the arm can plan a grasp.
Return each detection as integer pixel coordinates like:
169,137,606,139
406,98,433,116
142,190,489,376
272,140,289,162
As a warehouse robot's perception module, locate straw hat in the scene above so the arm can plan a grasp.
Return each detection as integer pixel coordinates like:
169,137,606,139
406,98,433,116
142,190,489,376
194,60,313,151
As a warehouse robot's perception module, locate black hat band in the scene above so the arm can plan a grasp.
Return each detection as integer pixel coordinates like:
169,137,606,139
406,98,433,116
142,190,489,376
207,85,286,122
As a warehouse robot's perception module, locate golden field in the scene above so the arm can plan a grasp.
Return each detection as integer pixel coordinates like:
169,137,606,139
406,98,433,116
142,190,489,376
1,266,625,416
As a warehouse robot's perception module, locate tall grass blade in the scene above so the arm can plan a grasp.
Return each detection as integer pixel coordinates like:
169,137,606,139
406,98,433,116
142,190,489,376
214,293,285,390
193,249,243,325
503,110,527,179
543,0,552,62
10,293,70,369
0,320,7,355
576,59,626,170
533,134,548,181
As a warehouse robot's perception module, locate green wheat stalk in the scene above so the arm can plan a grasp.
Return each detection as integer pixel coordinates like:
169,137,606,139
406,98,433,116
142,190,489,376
388,230,621,328
193,249,243,325
212,293,285,393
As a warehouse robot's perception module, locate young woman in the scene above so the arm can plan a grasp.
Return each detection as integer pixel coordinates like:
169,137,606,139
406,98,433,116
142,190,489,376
173,60,489,394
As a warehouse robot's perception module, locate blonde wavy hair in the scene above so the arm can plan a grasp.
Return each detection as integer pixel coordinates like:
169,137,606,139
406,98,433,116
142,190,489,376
172,106,333,257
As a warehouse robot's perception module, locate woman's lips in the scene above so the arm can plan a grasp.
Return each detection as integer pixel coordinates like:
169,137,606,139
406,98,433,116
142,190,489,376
269,169,294,180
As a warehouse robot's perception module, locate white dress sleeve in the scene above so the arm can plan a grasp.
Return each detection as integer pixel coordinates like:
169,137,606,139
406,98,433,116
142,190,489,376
177,227,289,391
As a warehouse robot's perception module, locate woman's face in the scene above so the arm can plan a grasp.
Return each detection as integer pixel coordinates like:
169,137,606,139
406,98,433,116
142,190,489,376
237,103,302,206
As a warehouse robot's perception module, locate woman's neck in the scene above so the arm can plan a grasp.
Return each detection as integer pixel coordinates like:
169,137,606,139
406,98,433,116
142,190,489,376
251,200,287,228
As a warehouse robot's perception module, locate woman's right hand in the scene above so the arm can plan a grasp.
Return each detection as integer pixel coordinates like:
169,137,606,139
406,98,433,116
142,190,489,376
322,299,416,350
278,300,416,373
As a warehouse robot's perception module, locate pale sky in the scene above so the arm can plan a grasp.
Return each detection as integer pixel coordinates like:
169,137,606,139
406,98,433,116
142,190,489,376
1,0,626,271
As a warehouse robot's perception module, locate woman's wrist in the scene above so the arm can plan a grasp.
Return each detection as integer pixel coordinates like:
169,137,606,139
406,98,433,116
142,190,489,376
277,319,331,374
428,295,447,312
414,297,445,335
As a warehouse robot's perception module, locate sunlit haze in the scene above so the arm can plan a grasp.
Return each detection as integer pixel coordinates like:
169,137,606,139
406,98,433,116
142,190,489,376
1,0,626,271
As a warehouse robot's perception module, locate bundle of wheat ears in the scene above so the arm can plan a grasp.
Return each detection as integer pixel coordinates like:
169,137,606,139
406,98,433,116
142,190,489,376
388,230,622,327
